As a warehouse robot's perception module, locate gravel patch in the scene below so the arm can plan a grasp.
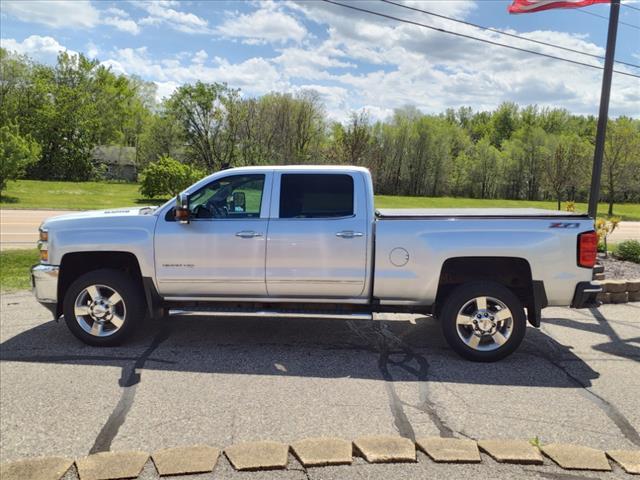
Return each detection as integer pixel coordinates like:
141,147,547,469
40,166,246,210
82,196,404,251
597,254,640,280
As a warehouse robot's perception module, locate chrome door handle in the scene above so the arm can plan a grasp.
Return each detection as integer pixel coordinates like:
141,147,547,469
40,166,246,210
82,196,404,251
336,231,364,238
235,231,263,238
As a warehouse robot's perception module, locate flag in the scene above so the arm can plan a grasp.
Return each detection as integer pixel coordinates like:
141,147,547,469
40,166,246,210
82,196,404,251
508,0,610,14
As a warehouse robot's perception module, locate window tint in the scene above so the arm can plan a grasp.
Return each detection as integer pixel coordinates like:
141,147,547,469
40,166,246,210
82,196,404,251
279,174,354,218
189,174,264,219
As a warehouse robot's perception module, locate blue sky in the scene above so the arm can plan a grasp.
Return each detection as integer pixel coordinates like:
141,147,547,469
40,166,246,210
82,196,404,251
1,0,638,121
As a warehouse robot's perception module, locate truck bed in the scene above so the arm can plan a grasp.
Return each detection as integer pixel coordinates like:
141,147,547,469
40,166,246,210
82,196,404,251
376,208,590,219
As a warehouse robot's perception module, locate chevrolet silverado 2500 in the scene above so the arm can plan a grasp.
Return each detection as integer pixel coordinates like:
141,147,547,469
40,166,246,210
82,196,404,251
31,166,601,361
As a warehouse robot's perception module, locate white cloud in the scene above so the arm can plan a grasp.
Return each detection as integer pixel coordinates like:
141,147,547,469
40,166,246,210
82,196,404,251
1,0,140,34
101,47,288,100
282,0,639,118
86,41,100,59
216,4,306,44
1,0,99,28
0,35,76,62
135,0,211,34
103,16,140,35
101,6,140,35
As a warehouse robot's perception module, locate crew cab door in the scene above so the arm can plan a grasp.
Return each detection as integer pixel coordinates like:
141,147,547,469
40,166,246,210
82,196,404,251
266,172,368,298
154,173,272,297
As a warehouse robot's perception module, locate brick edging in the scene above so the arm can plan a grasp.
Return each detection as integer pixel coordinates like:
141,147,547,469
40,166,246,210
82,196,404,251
1,436,639,479
596,279,640,304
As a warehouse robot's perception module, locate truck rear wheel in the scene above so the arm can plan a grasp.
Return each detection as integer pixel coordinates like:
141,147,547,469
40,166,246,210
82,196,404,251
63,269,144,346
440,282,526,362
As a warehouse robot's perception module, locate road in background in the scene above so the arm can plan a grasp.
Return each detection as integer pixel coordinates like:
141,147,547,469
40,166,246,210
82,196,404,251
0,210,73,250
1,208,638,251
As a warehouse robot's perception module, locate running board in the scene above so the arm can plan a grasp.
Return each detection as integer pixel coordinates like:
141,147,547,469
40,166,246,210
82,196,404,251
168,307,373,321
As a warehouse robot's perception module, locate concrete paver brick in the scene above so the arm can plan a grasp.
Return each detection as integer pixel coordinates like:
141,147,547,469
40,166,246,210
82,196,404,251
629,291,640,302
603,280,627,293
610,292,629,304
353,435,416,463
416,437,481,463
75,451,148,480
597,292,611,303
224,441,289,471
0,456,73,480
478,439,543,464
606,450,640,475
152,445,219,476
541,443,611,471
291,437,353,467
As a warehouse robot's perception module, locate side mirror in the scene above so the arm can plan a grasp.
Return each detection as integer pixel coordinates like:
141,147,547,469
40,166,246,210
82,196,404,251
175,193,190,224
232,191,246,212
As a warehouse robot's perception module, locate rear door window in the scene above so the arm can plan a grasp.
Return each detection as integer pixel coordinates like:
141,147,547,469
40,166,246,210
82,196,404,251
279,174,354,219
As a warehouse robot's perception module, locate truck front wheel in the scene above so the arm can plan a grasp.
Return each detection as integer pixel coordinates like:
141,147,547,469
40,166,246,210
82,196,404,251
440,282,526,362
63,269,144,346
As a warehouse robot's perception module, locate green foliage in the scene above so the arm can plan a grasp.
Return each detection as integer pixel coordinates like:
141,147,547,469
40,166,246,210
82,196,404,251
139,156,205,199
166,81,242,170
1,48,157,181
0,249,39,292
529,436,543,448
615,240,640,264
2,46,640,213
0,124,40,192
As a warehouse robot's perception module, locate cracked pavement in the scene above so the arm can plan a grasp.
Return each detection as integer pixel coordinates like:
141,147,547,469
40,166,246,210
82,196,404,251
1,291,639,478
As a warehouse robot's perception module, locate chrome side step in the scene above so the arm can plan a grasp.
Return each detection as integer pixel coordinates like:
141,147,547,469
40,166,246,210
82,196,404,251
168,307,373,321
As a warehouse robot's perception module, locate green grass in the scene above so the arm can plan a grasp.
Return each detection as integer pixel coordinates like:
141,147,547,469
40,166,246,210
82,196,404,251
1,180,639,220
0,249,39,292
0,180,166,211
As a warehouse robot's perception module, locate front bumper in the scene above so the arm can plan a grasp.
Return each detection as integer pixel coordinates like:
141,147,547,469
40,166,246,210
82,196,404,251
571,281,603,309
31,264,59,316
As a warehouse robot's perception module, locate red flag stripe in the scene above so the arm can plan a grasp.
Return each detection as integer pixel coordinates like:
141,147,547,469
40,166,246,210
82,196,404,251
508,0,610,14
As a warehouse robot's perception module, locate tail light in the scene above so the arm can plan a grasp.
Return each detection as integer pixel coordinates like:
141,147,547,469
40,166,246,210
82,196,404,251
578,231,597,268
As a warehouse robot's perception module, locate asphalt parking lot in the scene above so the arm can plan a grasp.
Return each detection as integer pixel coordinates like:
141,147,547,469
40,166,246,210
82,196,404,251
1,291,639,478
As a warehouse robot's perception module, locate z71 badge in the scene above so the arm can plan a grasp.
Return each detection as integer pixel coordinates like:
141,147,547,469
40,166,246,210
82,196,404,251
549,222,580,228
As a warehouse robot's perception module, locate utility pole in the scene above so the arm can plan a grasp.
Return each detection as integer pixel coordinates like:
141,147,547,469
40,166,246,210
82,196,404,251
587,0,620,219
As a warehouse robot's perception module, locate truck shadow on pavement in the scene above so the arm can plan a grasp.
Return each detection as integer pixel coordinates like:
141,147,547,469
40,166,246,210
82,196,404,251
0,312,601,389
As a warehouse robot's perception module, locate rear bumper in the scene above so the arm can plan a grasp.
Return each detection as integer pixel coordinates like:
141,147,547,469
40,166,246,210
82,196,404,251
571,281,602,309
31,264,59,316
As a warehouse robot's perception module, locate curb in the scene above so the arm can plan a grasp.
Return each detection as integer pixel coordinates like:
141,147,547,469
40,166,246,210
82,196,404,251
596,279,640,304
1,436,639,479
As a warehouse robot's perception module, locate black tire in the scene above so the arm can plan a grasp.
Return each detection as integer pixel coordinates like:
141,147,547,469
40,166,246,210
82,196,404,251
439,281,526,362
63,269,144,346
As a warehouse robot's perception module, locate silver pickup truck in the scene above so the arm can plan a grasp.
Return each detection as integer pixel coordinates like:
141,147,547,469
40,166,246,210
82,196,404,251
32,166,601,361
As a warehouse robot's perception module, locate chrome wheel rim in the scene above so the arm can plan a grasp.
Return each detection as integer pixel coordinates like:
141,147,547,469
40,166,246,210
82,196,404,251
74,284,126,337
455,296,513,352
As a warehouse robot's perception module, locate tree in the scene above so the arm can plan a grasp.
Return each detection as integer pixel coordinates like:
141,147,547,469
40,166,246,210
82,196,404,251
544,134,589,209
139,156,204,198
337,111,371,165
469,137,502,199
166,82,240,170
603,117,640,215
0,124,40,192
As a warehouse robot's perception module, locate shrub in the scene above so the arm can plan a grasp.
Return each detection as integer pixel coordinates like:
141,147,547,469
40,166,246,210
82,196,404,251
139,156,204,199
0,124,40,193
615,240,640,264
595,217,621,254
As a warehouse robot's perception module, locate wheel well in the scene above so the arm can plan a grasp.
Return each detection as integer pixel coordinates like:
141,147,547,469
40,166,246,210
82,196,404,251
436,257,543,326
58,251,144,315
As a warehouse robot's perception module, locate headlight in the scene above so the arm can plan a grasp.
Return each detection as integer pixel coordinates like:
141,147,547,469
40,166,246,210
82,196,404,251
38,228,49,263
